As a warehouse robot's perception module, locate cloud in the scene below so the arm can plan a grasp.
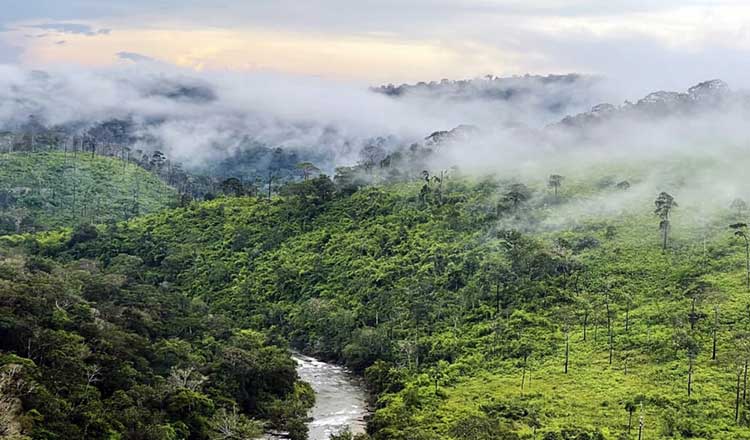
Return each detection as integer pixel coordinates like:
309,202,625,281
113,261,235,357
0,40,22,63
2,2,750,101
117,51,155,63
0,65,612,171
27,23,111,37
1,62,750,229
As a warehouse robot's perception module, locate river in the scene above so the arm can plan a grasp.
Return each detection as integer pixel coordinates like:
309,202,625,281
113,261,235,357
292,353,369,440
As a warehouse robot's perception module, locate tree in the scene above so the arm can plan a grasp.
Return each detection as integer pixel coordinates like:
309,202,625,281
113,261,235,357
429,360,449,395
638,404,645,440
296,162,321,181
624,400,637,435
558,306,576,374
732,198,748,219
732,330,750,419
150,151,167,171
504,183,531,211
564,326,570,374
731,223,750,291
675,329,699,397
220,178,245,197
359,144,386,174
548,174,564,200
654,192,677,251
266,170,277,200
616,180,631,191
209,406,263,440
479,255,511,319
736,360,744,423
711,302,724,360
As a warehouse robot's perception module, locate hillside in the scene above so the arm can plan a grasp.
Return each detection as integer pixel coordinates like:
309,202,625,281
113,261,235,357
0,152,176,233
3,154,750,439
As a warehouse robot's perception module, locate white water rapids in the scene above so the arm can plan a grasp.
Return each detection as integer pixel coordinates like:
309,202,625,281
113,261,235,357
292,353,369,440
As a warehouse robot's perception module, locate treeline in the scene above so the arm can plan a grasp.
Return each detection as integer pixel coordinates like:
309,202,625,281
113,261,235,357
0,113,478,207
0,122,205,201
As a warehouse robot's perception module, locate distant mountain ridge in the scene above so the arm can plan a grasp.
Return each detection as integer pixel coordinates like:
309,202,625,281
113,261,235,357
373,74,603,120
553,79,734,129
373,74,593,100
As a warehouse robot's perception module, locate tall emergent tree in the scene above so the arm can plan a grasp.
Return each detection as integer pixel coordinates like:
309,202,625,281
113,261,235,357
548,174,565,200
730,222,750,291
654,192,677,251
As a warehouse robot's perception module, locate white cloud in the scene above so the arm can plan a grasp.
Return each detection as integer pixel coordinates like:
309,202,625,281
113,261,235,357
3,1,750,94
117,51,155,63
27,23,111,36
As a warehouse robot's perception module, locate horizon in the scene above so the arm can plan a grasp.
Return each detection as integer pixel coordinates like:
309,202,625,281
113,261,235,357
3,1,750,99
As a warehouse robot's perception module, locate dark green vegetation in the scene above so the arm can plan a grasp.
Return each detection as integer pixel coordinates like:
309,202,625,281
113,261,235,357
3,156,750,439
0,152,175,233
0,228,314,439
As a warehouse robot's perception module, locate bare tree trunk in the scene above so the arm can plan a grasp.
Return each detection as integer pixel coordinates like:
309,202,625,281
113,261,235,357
625,305,630,333
495,283,501,318
267,171,274,200
638,406,644,440
737,368,743,423
628,410,634,434
606,302,613,365
583,311,588,341
688,356,694,397
564,332,570,374
743,360,748,402
712,307,719,360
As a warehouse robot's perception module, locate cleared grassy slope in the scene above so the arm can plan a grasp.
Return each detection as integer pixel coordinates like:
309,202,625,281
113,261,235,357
0,152,175,233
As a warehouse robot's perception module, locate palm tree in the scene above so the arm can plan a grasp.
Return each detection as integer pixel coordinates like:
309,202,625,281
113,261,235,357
625,401,637,434
654,192,677,251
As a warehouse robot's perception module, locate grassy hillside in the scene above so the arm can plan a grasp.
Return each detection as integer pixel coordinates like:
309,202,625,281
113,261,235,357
5,162,750,439
0,152,176,233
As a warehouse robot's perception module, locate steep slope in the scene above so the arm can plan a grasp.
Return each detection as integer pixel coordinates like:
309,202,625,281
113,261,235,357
0,243,314,439
0,152,176,233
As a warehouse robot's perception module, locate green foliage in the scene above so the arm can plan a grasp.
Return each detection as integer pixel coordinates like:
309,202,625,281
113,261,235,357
0,152,175,234
0,246,312,439
8,161,750,439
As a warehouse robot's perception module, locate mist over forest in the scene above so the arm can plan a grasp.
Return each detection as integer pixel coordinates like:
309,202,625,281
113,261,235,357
6,3,750,440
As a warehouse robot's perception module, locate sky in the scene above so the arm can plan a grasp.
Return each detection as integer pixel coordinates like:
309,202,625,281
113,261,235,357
3,1,750,96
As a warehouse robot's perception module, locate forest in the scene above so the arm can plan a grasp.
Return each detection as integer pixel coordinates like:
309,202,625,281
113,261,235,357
2,143,750,439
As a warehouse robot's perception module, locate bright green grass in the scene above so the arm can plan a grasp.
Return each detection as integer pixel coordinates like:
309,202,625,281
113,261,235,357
396,180,750,439
0,152,175,233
